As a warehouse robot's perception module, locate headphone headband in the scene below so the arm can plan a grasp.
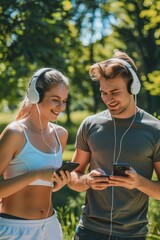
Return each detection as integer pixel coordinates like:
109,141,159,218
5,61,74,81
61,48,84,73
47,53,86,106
109,58,131,68
27,68,53,104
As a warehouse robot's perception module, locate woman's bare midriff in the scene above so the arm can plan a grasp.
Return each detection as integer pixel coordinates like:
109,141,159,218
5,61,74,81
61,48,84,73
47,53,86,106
1,185,53,219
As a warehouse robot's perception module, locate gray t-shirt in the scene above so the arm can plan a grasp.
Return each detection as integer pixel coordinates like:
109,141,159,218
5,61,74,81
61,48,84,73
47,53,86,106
75,108,160,237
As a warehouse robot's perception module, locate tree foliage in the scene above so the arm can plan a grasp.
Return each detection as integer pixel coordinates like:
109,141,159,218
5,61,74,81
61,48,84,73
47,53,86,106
140,0,160,96
0,0,75,107
0,0,160,114
100,0,160,113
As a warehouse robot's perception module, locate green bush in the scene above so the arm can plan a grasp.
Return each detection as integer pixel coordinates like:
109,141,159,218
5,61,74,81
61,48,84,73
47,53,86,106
147,198,160,239
56,193,85,240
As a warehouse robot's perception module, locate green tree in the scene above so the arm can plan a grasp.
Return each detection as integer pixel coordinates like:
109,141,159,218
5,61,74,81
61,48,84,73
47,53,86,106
141,0,160,97
67,0,111,113
1,0,160,116
101,0,160,113
69,0,160,113
0,0,75,115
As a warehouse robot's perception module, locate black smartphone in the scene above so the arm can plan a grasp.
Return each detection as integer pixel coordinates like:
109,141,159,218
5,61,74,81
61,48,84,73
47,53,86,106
93,175,110,178
93,175,110,183
56,162,80,177
113,163,130,177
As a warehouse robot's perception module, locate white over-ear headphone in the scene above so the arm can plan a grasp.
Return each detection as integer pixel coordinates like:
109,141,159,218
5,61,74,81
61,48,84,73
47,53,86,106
109,58,141,95
27,68,53,104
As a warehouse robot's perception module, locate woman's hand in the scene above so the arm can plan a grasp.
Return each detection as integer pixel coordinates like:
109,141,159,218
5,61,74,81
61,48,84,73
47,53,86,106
52,170,71,192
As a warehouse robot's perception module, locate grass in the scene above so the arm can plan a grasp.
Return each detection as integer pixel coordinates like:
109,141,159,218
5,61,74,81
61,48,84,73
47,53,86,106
0,112,16,134
0,111,16,123
63,144,75,162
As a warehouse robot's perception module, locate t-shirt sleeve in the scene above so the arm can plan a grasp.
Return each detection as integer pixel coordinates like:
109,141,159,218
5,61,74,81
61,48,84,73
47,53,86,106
75,117,91,152
153,128,160,162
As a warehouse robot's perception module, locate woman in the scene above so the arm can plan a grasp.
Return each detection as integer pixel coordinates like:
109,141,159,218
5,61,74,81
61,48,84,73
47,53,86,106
0,68,71,240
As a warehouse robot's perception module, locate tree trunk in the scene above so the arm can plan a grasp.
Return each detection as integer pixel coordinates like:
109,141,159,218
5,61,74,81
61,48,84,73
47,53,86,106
66,94,71,124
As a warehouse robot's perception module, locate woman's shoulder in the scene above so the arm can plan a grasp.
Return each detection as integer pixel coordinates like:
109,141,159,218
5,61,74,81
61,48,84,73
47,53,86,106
0,121,23,140
49,122,68,137
52,124,68,151
0,121,25,155
54,124,68,138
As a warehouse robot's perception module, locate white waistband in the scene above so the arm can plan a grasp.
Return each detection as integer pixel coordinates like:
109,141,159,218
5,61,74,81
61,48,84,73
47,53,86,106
29,179,53,187
0,212,57,226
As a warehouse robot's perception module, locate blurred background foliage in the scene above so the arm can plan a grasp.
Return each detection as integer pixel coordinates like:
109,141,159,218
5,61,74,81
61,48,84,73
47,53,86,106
0,0,160,239
0,0,160,118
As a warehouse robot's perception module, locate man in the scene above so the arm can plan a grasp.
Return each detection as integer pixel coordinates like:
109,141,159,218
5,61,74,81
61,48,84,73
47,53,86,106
69,51,160,240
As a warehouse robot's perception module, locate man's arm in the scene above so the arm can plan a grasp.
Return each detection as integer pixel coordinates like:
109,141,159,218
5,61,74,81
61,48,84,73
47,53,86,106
136,161,160,200
109,162,160,200
68,148,110,192
68,148,91,192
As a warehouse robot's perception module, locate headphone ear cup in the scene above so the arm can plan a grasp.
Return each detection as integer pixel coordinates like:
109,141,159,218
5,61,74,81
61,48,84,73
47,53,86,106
27,77,40,104
130,81,141,95
129,68,141,95
27,67,53,104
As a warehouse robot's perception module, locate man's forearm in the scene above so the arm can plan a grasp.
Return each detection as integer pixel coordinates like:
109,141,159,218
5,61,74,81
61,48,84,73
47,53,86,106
68,171,90,192
137,175,160,200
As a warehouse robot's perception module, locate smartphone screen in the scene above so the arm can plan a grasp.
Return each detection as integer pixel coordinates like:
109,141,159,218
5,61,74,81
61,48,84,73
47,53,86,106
93,175,110,178
93,175,110,183
56,162,80,176
113,163,130,177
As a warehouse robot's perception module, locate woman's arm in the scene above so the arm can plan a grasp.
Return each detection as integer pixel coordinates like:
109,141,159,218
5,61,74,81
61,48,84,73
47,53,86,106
0,124,55,198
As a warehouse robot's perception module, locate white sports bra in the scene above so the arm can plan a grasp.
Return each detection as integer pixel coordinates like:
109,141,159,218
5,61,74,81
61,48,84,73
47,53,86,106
3,122,62,186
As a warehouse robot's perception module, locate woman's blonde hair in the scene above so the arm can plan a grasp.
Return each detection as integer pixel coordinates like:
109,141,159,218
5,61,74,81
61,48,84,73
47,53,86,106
16,69,69,120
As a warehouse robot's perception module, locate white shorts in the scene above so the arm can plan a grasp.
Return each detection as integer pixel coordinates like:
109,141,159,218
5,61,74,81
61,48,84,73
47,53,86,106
0,212,62,240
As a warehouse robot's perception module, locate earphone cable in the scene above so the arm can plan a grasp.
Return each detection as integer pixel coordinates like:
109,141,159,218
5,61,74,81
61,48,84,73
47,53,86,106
35,104,58,228
108,99,138,239
36,104,57,155
114,112,137,164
